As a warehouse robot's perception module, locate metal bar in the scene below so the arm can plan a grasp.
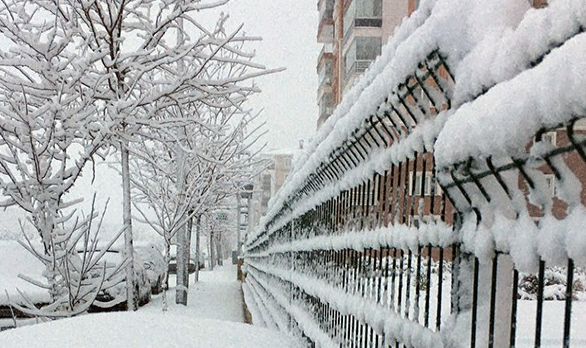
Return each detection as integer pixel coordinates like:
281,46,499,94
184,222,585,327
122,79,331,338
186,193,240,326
415,246,422,323
534,260,546,348
397,250,405,318
424,245,432,328
391,248,398,312
423,58,449,107
383,248,391,308
488,255,499,348
510,268,519,348
567,121,586,163
401,159,411,225
486,157,512,199
464,159,492,203
414,69,440,111
370,117,388,147
377,248,384,304
390,104,412,133
436,247,444,330
563,259,574,348
471,256,479,348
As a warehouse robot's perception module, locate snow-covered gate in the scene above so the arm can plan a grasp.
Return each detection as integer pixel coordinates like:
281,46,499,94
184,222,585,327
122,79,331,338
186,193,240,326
243,1,586,347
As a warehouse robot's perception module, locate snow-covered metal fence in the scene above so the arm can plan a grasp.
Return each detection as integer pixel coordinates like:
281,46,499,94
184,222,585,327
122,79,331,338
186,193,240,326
243,1,586,347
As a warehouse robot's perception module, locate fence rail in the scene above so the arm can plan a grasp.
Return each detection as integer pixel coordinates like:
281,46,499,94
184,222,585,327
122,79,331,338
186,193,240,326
243,1,586,347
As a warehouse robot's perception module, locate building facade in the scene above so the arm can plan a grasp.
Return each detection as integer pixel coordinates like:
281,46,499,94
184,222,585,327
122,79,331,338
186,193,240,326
317,0,418,128
250,145,302,228
316,0,548,128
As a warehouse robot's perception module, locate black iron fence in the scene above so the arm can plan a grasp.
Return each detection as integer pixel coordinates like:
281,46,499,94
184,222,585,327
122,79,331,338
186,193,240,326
243,2,585,347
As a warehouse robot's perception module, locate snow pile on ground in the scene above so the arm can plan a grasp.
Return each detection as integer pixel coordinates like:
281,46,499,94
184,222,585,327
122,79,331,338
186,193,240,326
142,264,245,322
0,264,304,348
0,241,48,306
0,313,301,348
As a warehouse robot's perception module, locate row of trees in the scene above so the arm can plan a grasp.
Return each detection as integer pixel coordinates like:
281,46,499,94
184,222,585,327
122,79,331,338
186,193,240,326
0,0,272,315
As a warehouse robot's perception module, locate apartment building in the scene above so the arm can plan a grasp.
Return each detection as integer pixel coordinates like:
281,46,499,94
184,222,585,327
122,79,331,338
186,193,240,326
316,0,418,128
250,144,303,228
316,0,550,129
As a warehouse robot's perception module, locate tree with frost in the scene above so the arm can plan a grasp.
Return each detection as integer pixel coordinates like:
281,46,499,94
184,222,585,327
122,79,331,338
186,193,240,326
71,0,276,309
1,0,275,310
130,101,265,305
13,198,128,317
0,1,117,314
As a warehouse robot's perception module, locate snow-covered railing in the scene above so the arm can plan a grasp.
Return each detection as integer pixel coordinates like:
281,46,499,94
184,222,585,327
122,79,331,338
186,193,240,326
243,1,586,347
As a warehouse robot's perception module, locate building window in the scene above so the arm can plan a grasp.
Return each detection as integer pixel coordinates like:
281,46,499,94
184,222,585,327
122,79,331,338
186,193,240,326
344,36,381,79
410,214,442,228
409,172,442,196
356,0,382,18
261,173,271,191
319,92,334,120
318,60,333,90
533,131,556,146
284,157,292,168
343,0,383,37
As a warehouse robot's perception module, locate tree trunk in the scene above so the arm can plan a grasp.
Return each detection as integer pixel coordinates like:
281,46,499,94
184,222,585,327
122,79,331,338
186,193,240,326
209,229,215,271
176,224,189,305
162,237,171,311
194,215,201,282
216,231,223,266
121,142,136,311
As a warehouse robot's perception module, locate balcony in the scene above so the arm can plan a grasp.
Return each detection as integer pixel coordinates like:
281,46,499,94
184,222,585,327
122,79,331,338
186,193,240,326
317,44,334,66
344,60,373,86
317,0,334,43
317,58,333,99
317,105,334,128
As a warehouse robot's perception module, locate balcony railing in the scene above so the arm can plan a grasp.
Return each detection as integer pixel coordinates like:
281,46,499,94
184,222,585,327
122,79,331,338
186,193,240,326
318,0,335,43
344,59,373,81
318,75,332,92
318,0,334,21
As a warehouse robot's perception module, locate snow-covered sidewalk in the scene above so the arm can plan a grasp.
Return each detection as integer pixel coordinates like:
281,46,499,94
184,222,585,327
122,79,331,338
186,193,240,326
0,263,303,348
143,263,245,322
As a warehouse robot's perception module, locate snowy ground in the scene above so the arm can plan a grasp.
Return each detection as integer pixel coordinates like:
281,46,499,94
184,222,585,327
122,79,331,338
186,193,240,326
0,263,304,348
141,263,246,322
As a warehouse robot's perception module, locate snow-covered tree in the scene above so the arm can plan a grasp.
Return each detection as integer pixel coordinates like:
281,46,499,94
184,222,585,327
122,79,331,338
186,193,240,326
1,0,276,310
0,1,113,309
130,102,266,305
70,0,276,309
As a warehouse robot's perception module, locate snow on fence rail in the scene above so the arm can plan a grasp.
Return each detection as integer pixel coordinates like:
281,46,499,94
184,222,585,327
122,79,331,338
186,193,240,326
243,1,586,347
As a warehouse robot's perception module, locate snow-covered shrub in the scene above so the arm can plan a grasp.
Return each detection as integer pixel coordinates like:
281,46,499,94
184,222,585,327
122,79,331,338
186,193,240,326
518,266,586,301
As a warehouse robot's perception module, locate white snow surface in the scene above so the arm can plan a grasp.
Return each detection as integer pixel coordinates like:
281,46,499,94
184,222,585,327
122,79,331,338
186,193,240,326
0,241,48,305
0,313,299,348
0,264,303,348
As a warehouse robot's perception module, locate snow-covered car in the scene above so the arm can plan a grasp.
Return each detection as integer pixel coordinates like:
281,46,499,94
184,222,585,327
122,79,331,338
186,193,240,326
0,240,49,330
167,246,204,274
135,243,166,294
85,249,152,311
167,256,198,274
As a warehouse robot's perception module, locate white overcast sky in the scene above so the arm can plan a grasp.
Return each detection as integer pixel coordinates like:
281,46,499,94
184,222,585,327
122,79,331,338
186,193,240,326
217,0,321,150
